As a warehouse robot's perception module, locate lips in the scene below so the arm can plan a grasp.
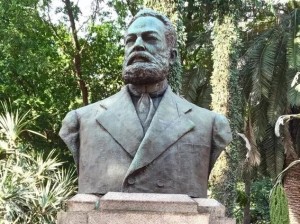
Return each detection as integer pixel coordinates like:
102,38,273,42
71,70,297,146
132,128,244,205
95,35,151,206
126,53,152,66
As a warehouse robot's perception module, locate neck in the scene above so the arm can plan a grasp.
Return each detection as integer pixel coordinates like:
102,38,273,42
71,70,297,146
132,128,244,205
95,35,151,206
128,79,168,96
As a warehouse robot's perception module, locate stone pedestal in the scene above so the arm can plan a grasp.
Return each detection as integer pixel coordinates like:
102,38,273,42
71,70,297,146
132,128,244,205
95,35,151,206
57,192,235,224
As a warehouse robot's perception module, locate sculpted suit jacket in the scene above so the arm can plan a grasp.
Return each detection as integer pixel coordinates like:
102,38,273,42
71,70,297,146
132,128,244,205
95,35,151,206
59,85,232,198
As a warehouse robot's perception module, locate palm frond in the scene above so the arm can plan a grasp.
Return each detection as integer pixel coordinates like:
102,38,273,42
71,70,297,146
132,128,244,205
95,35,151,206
253,29,283,102
286,10,300,106
252,96,270,138
267,35,289,124
287,9,300,70
241,26,285,110
242,27,287,136
181,66,211,108
287,69,300,106
259,125,285,179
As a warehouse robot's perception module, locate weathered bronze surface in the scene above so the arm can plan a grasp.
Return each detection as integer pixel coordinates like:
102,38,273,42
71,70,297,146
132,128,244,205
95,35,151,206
59,9,232,198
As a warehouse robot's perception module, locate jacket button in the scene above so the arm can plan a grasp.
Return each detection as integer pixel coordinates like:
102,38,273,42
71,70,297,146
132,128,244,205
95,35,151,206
156,180,164,188
127,177,135,185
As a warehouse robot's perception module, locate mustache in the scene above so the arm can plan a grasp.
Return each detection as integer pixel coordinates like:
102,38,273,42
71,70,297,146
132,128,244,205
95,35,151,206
125,51,158,66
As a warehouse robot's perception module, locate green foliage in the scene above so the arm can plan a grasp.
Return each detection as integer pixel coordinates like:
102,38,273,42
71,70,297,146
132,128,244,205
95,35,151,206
0,0,79,160
2,0,300,222
287,9,300,106
259,126,285,179
168,56,182,93
180,1,214,108
235,178,273,223
250,178,272,223
287,9,300,70
209,14,244,217
239,4,300,222
242,26,289,136
0,151,76,223
0,0,130,162
240,3,300,188
250,178,273,223
0,102,32,148
211,16,238,114
0,102,76,224
83,22,124,102
182,67,211,108
270,184,290,224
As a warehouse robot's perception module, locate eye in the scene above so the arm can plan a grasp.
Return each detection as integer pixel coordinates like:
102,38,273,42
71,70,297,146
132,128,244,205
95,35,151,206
143,34,158,43
125,36,136,45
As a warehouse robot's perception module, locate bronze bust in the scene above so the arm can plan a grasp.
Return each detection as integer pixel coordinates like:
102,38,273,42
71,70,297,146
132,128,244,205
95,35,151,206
59,9,232,198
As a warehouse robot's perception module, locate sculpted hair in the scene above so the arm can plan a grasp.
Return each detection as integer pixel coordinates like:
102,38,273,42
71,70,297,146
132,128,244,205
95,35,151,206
127,8,177,49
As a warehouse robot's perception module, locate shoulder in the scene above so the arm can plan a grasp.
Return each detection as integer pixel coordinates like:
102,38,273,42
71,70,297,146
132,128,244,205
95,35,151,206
170,91,232,134
171,91,218,119
60,109,81,133
75,87,126,117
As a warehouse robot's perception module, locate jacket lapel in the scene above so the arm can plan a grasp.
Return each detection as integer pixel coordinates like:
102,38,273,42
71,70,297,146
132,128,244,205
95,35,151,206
96,87,143,157
124,87,195,179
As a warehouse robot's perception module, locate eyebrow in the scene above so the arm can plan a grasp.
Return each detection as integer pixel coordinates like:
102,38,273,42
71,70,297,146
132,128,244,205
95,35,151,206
126,30,160,37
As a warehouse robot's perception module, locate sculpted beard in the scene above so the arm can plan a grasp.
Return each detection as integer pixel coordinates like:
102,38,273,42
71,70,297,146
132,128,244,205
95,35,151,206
122,51,170,85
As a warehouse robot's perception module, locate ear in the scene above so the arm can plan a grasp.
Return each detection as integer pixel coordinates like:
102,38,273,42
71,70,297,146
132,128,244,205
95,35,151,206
170,48,178,65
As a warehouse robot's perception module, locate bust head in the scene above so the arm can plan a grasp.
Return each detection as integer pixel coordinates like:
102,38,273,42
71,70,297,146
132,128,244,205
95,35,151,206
122,9,178,86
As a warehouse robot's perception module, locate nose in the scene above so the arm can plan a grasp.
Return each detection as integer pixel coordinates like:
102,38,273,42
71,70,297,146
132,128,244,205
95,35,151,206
133,36,145,51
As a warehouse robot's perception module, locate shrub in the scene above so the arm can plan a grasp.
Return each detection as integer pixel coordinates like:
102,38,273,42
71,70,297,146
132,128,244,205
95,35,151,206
0,102,76,224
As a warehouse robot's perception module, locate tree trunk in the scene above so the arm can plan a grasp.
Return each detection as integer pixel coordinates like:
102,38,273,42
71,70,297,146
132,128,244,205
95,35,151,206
284,155,300,224
282,115,300,223
243,173,251,224
64,0,89,106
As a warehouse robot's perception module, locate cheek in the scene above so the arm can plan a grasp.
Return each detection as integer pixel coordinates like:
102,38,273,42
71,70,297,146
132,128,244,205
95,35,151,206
125,44,133,53
124,50,131,60
124,47,130,55
148,49,167,59
154,44,169,55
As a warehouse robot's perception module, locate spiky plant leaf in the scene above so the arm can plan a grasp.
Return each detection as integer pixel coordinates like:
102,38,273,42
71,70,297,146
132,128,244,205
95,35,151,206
267,35,288,124
0,103,30,147
0,101,44,153
251,29,281,102
259,126,285,179
0,102,77,223
252,96,270,138
30,167,76,223
241,27,287,136
270,183,290,224
287,9,300,70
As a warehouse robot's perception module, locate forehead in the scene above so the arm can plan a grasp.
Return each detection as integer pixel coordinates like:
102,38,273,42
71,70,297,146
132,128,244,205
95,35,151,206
126,16,166,36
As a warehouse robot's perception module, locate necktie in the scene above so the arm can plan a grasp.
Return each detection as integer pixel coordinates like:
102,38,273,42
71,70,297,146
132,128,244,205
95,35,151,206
137,93,156,133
